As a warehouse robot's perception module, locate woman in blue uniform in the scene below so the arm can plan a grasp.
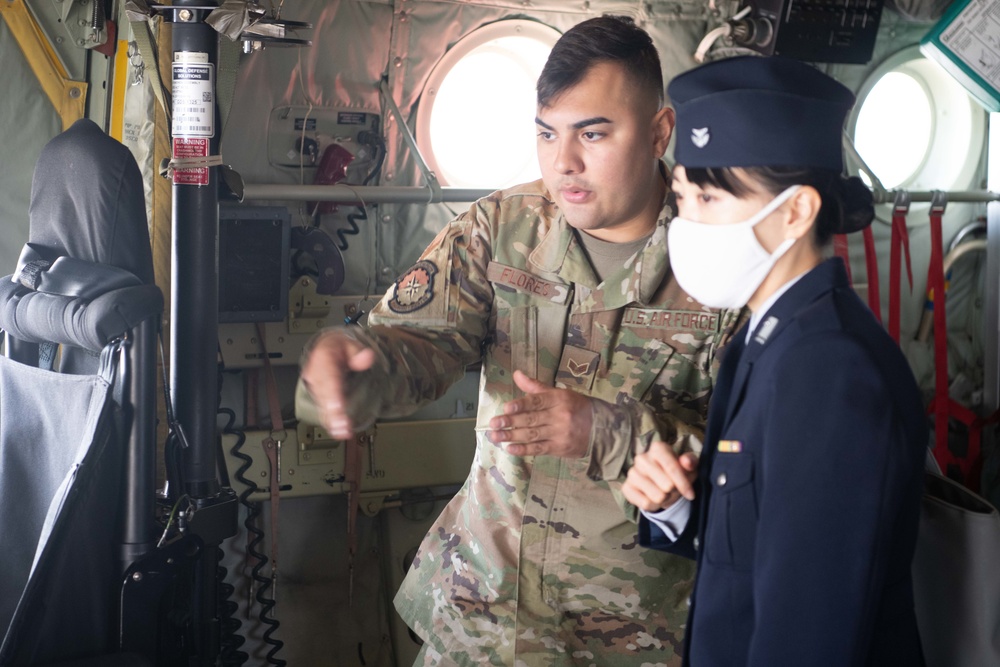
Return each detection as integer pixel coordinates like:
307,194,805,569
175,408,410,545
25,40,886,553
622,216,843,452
623,55,927,666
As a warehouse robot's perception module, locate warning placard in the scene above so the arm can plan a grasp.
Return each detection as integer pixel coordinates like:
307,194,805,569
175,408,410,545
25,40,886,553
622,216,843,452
173,137,209,186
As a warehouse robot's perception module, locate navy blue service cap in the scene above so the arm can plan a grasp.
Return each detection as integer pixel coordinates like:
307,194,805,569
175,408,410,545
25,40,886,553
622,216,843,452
669,55,855,171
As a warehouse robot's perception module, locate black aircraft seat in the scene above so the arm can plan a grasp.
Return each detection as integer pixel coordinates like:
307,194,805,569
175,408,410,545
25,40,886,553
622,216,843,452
0,118,161,666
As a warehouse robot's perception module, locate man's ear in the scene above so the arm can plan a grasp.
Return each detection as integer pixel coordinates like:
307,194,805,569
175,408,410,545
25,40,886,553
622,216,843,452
653,107,675,157
785,185,822,241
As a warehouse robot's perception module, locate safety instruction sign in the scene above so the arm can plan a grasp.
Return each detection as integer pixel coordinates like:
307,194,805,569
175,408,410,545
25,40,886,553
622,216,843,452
921,0,1000,111
939,0,1000,90
172,137,209,186
172,59,215,138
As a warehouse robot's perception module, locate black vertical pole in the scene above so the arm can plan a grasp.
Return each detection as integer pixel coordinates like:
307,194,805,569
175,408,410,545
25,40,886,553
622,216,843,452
171,0,220,500
120,316,158,571
170,2,222,663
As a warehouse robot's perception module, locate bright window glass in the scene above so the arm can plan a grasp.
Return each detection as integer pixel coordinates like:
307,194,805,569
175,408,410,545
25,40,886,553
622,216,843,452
849,47,985,193
417,21,559,189
854,72,933,189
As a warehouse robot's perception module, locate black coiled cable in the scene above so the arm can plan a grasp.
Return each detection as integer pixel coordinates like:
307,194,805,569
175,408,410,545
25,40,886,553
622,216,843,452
334,130,385,252
336,206,366,252
217,545,248,666
218,406,249,666
225,405,285,666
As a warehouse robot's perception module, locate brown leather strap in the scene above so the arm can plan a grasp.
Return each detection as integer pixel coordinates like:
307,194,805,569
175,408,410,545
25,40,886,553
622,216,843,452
345,432,364,605
256,322,285,594
245,368,259,429
262,435,281,590
256,323,287,441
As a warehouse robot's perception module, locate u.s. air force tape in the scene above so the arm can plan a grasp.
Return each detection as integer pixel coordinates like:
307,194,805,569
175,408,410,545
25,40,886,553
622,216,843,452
622,307,720,333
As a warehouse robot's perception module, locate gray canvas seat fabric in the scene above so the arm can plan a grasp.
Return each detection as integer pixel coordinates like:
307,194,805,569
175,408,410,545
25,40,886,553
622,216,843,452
0,119,161,665
0,342,123,664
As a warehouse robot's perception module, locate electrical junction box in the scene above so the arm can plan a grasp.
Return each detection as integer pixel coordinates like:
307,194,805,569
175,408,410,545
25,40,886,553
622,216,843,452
218,205,291,323
266,106,381,179
743,0,885,64
920,0,1000,112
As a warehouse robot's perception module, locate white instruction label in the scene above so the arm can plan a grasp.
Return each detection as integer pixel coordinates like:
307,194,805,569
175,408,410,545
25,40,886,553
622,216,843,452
941,0,1000,89
171,60,215,138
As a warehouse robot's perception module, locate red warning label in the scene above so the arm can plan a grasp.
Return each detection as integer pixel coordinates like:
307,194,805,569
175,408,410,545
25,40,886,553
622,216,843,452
172,137,209,186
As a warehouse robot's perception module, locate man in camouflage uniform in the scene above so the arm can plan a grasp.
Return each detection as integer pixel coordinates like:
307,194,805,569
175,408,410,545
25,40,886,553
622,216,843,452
300,16,740,667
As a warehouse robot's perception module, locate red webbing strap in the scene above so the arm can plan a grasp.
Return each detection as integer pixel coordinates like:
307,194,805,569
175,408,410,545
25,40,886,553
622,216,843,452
833,234,853,284
926,193,954,478
256,322,287,598
862,225,881,323
888,192,913,343
922,193,999,491
927,400,1000,494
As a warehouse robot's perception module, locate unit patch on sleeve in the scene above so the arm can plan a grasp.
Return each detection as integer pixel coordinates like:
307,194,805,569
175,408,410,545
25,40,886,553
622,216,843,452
388,260,438,313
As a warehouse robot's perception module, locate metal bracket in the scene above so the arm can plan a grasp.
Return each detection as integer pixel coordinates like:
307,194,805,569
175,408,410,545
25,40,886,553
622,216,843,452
930,190,948,216
149,3,311,50
0,0,87,129
378,77,441,203
892,190,911,215
288,275,332,334
149,4,215,23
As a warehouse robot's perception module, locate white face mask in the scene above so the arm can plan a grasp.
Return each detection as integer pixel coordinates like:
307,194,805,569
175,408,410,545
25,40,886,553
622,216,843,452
667,185,802,309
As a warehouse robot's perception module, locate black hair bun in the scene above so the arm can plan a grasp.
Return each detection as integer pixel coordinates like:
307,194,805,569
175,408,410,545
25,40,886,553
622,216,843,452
834,176,875,234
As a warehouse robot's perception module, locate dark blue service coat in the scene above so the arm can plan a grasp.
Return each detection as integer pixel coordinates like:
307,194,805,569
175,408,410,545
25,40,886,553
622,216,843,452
642,258,927,667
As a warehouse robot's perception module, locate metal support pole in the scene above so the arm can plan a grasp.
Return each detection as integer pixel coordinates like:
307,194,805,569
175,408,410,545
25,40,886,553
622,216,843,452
870,189,1000,205
986,114,1000,412
242,183,493,204
170,4,225,665
170,0,221,500
986,200,1000,411
120,316,159,570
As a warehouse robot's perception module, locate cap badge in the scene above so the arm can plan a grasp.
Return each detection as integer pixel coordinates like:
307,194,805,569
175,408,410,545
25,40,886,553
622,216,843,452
691,127,710,148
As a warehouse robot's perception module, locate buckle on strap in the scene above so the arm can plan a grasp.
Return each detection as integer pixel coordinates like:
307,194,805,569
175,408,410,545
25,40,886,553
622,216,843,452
930,190,948,216
892,190,911,215
16,260,51,290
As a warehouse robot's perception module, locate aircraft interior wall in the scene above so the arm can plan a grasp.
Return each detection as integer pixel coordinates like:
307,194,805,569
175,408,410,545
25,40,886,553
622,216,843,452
215,4,995,664
211,3,979,332
0,0,998,665
0,19,62,276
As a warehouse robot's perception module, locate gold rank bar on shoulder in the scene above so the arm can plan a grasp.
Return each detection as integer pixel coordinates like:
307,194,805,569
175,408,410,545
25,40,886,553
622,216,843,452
718,440,743,453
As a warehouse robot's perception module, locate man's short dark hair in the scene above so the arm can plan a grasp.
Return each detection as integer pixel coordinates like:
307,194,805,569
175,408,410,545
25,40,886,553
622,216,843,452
537,15,664,108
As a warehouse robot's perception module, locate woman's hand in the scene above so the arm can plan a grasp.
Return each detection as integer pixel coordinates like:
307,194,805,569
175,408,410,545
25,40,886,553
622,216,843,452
623,441,699,511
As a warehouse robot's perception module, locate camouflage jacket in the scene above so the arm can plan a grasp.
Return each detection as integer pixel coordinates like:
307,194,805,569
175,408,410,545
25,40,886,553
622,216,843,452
342,179,740,666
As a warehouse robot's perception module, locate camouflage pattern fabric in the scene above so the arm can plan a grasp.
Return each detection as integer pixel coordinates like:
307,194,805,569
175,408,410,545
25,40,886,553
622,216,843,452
333,177,742,666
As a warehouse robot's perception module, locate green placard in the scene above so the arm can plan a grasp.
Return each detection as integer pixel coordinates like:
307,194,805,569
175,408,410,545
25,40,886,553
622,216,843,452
919,0,1000,112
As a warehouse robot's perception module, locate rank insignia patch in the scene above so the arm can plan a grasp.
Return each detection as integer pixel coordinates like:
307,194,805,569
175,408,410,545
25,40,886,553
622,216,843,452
389,260,437,313
567,358,591,378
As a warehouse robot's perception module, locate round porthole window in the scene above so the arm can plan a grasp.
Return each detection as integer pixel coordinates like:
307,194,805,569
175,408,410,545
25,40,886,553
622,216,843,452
848,46,986,192
415,19,560,189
